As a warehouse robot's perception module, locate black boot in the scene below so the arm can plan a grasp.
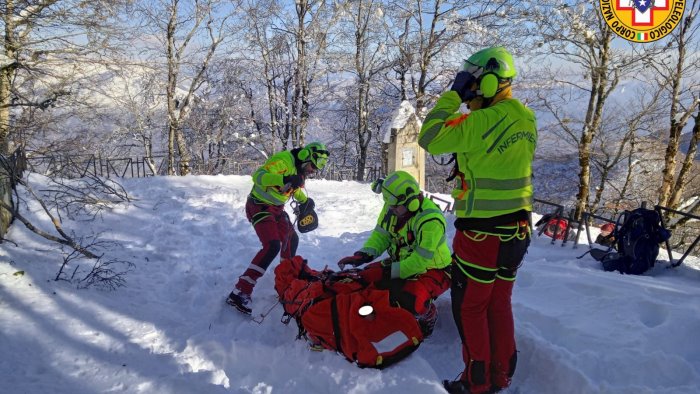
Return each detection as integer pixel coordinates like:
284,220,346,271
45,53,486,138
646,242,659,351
226,291,252,315
443,380,469,394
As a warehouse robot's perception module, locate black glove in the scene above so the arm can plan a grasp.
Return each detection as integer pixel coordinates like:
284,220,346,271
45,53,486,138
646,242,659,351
380,258,393,281
450,71,477,102
283,174,305,189
337,251,373,270
370,178,384,194
382,264,392,282
298,198,315,215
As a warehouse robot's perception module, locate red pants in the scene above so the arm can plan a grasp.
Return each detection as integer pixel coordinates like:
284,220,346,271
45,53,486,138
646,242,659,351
451,223,529,393
235,197,298,296
359,261,450,315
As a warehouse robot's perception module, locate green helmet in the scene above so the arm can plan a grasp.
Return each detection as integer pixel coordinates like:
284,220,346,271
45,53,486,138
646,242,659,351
381,171,421,211
463,46,517,80
299,141,329,170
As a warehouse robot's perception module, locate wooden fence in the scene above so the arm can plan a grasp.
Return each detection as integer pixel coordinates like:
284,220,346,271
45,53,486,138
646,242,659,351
20,153,699,265
24,153,383,182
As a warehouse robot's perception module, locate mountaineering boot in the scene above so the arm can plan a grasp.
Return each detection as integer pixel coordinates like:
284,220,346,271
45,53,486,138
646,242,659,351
226,290,252,315
443,379,469,394
443,379,500,394
417,302,438,337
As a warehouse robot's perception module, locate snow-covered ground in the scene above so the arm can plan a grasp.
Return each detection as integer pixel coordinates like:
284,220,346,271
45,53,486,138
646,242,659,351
1,175,699,394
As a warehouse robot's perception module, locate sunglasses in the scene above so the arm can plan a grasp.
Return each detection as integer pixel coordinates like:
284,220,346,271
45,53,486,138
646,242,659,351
310,149,329,169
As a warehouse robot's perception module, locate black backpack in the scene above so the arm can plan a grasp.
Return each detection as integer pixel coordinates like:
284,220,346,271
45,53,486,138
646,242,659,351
294,198,318,233
590,208,671,275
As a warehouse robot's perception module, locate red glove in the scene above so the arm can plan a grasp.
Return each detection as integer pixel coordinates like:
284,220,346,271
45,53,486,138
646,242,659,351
357,260,394,284
337,251,373,270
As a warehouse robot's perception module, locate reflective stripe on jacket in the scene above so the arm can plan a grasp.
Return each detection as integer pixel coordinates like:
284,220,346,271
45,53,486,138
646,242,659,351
359,197,451,279
250,150,308,206
418,91,537,218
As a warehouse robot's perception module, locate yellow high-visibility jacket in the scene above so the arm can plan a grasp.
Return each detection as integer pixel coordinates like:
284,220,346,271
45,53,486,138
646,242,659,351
359,197,451,279
250,150,308,206
419,91,537,219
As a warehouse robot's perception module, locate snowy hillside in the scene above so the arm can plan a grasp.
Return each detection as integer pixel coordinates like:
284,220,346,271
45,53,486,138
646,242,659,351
1,175,699,394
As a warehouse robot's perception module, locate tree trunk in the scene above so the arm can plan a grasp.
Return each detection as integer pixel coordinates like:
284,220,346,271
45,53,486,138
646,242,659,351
415,0,441,115
353,0,376,182
575,140,592,219
165,0,193,176
293,0,309,148
590,163,609,213
668,110,700,209
161,0,220,176
166,1,178,175
0,0,16,237
0,71,11,155
356,79,369,181
174,126,191,175
0,0,16,156
658,123,683,207
613,149,637,215
658,7,693,208
357,147,368,182
141,136,157,175
574,30,614,220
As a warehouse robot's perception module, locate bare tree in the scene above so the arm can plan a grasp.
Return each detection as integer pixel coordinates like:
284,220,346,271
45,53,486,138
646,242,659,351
241,0,293,152
183,58,270,173
334,0,390,180
591,85,664,214
106,67,166,173
0,0,134,153
241,0,335,151
383,0,517,115
376,1,526,190
136,0,237,175
653,0,700,211
527,0,658,219
1,0,132,237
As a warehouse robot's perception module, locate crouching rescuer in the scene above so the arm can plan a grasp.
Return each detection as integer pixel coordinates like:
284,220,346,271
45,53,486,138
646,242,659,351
227,142,329,315
418,47,537,393
336,171,452,336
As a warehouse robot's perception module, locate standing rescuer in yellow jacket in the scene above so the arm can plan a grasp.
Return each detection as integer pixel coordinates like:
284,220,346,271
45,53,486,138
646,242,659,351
418,47,537,394
227,142,329,315
336,171,451,337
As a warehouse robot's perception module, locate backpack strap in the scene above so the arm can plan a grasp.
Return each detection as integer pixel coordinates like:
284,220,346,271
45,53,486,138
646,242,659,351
294,316,306,339
608,211,629,253
330,297,343,354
